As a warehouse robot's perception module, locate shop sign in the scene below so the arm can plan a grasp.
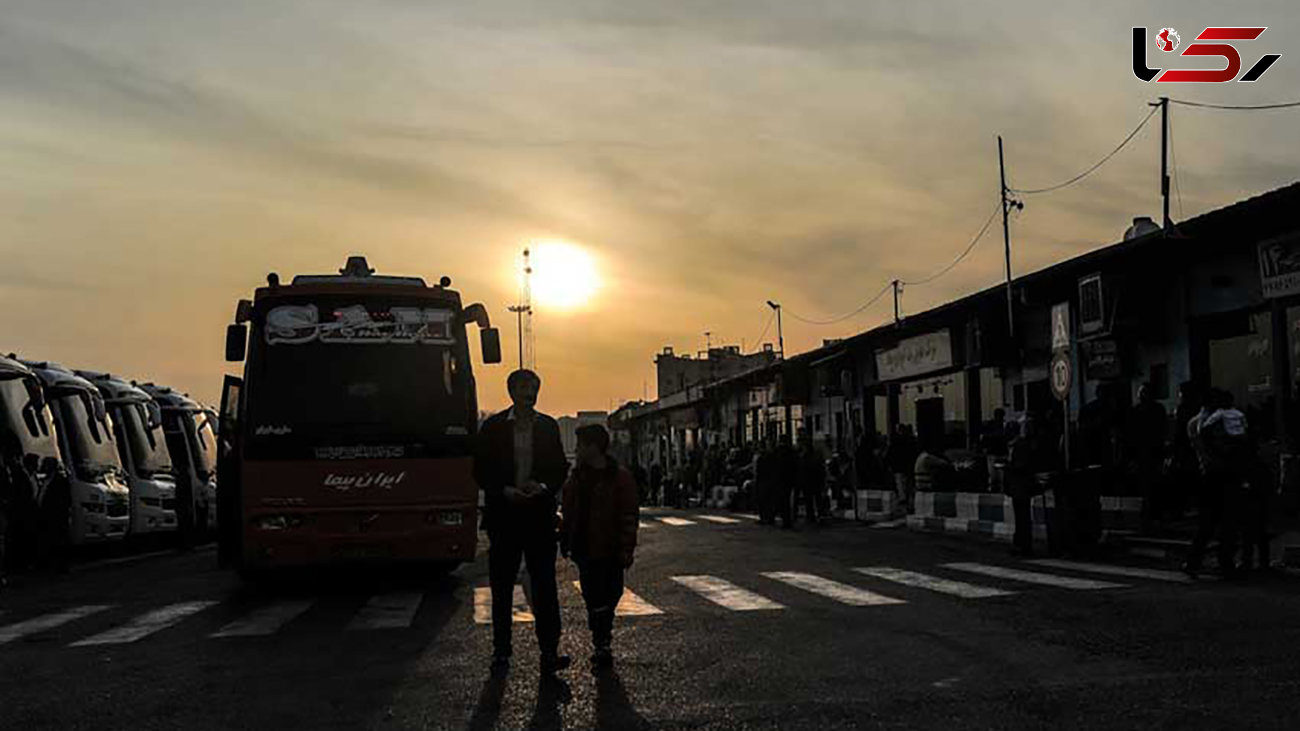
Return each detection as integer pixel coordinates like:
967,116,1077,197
1084,339,1121,380
875,331,953,381
1258,235,1300,299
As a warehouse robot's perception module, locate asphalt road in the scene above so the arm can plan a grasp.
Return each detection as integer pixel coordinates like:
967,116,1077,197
2,510,1299,730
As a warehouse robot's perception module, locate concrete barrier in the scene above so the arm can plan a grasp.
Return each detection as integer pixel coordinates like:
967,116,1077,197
908,492,1037,544
856,490,899,521
905,490,1143,546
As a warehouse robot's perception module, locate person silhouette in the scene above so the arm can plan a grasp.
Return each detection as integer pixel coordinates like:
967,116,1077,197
473,369,571,676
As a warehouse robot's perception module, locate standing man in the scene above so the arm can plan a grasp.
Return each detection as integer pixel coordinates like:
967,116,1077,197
798,437,825,524
560,425,639,673
474,369,571,675
1185,389,1246,579
1130,383,1167,529
776,436,799,529
885,424,919,513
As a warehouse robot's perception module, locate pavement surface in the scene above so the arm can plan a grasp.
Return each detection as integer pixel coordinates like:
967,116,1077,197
2,510,1299,729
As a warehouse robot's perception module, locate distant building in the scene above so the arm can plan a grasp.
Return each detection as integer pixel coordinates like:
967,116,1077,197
558,410,609,459
655,345,777,399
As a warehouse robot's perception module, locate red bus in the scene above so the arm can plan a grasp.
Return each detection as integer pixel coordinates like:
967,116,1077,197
218,256,502,575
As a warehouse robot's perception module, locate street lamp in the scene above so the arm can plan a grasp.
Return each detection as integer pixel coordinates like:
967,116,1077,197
766,300,784,360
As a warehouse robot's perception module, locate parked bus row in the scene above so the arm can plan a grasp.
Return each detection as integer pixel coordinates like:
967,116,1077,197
0,355,217,573
4,255,504,583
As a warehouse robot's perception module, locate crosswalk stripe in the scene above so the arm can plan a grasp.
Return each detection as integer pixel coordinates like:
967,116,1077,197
870,518,907,529
638,521,652,528
941,562,1126,590
471,586,535,625
672,575,784,611
347,592,424,630
473,588,493,624
0,605,114,645
762,572,905,607
1026,559,1194,584
210,601,315,638
571,581,664,616
658,517,696,526
735,513,760,521
70,601,218,646
695,515,741,524
854,567,1014,598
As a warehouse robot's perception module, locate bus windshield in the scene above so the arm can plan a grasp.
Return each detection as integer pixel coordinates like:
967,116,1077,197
246,338,471,459
187,411,215,480
55,391,123,480
117,402,173,479
0,376,59,463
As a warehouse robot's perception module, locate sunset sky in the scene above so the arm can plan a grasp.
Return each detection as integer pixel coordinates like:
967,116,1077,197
3,1,1298,415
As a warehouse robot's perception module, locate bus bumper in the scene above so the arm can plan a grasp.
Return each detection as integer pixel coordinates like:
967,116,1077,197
241,507,478,568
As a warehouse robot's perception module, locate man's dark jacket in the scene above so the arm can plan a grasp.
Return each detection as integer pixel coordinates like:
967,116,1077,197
473,409,570,533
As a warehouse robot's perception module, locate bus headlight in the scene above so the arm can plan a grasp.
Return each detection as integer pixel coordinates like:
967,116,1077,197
255,515,304,531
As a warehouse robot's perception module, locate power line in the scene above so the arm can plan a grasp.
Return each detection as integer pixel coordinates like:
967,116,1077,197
746,309,776,351
1169,98,1300,110
901,203,1001,286
785,281,893,326
1009,106,1159,195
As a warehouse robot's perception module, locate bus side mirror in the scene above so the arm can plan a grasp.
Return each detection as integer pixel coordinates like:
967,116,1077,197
481,328,502,365
226,324,248,362
234,299,253,324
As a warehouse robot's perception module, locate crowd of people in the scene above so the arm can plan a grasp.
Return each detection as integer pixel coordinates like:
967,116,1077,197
629,379,1278,576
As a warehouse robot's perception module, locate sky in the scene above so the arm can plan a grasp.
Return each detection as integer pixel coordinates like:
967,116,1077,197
2,0,1299,415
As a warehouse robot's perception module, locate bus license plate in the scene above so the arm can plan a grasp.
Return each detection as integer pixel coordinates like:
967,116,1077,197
438,511,463,527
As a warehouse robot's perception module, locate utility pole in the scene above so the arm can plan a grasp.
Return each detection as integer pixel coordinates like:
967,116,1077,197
892,279,901,325
507,304,530,368
507,247,534,369
998,136,1022,339
1150,96,1171,231
766,300,784,360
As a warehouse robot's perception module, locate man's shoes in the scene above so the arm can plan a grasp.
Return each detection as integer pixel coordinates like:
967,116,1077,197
591,648,614,674
540,654,572,675
490,653,511,673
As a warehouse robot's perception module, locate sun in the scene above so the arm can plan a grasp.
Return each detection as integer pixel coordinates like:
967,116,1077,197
527,241,600,311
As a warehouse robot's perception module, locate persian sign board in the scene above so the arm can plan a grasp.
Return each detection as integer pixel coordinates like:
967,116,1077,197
265,305,455,345
1259,235,1300,299
1084,339,1121,380
875,331,953,382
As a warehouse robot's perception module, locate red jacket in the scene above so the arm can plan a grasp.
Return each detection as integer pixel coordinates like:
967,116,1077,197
561,461,639,563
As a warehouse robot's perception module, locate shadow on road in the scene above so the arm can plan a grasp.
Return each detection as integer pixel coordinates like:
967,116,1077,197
529,676,572,730
595,670,652,730
466,671,508,731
